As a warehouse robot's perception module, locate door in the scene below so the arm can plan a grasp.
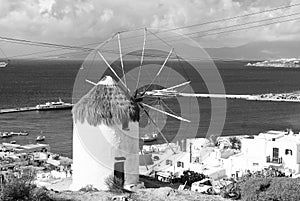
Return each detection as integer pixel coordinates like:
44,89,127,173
114,157,125,186
272,147,279,161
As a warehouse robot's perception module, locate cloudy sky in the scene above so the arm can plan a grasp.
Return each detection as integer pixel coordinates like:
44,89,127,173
0,0,300,57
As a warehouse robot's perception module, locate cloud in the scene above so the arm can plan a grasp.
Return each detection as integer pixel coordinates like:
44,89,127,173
0,0,299,49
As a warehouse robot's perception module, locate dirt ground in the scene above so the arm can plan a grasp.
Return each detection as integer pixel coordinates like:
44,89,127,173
46,176,230,201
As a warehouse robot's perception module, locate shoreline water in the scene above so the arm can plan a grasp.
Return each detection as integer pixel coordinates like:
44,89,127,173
1,60,300,157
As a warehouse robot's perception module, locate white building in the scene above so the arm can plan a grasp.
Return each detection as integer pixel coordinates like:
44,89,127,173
150,139,228,180
224,130,300,177
70,76,140,191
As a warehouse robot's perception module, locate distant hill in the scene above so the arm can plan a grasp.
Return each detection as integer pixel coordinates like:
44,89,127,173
205,41,300,60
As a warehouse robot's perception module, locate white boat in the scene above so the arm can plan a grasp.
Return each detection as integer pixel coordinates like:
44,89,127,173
141,133,158,142
1,132,13,138
0,62,8,68
36,98,73,110
0,61,8,68
10,131,29,136
36,136,45,142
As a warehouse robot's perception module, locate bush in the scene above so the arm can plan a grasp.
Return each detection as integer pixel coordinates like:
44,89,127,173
229,137,241,150
220,182,241,200
239,177,300,201
105,175,125,193
31,187,52,201
0,170,71,201
240,178,271,201
180,171,207,187
79,184,99,192
0,170,37,201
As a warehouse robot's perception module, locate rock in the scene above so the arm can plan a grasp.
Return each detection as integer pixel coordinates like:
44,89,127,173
152,187,176,198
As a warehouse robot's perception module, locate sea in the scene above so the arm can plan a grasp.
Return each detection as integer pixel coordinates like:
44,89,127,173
1,59,300,158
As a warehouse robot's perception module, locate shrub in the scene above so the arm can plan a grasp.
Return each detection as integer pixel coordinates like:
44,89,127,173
31,187,52,201
239,177,300,201
240,178,271,201
105,175,125,193
79,184,99,192
229,137,241,150
0,170,67,201
220,182,241,200
180,170,207,187
0,170,37,201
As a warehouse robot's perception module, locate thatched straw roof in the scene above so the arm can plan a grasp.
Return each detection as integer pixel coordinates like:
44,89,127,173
72,76,139,127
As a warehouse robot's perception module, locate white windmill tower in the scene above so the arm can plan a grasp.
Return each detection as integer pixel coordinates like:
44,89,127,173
71,28,226,190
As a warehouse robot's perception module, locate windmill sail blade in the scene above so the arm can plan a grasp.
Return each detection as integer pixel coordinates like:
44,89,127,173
135,28,147,92
117,33,127,87
141,103,191,123
142,48,173,95
140,104,176,154
97,51,130,93
163,81,191,91
85,79,97,86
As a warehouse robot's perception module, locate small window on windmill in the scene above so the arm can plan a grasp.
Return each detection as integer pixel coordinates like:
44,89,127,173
122,116,129,131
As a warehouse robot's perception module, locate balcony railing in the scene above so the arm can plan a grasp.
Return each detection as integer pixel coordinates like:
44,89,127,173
266,156,282,164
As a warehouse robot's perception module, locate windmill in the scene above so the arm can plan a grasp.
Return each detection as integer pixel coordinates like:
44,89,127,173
71,28,226,190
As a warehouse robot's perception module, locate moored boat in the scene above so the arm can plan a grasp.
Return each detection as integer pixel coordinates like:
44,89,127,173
1,132,13,138
36,98,73,111
36,136,45,142
10,131,29,136
0,61,8,68
141,133,158,142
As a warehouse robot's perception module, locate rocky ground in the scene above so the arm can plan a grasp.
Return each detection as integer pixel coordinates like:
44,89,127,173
48,187,229,201
44,175,230,201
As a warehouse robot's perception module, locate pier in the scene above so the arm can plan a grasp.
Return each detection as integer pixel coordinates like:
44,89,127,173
0,107,37,114
178,93,300,103
178,93,251,99
0,105,73,114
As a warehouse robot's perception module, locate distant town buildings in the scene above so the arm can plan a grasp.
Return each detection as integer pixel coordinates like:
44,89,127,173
246,58,300,68
140,129,300,183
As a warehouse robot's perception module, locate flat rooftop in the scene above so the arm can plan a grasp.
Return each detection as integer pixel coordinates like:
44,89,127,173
20,144,49,149
263,130,287,135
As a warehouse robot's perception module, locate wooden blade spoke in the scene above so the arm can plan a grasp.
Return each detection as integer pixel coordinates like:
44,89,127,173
141,103,191,123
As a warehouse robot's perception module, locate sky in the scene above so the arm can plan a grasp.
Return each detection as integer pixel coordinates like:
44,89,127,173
0,0,300,57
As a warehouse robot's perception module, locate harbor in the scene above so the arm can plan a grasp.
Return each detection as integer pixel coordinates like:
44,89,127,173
0,99,73,114
178,92,300,102
2,92,300,115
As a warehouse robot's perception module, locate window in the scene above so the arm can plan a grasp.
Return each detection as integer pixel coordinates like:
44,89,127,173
166,160,172,166
194,157,200,163
177,161,184,168
273,147,279,159
122,117,129,131
285,149,293,155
